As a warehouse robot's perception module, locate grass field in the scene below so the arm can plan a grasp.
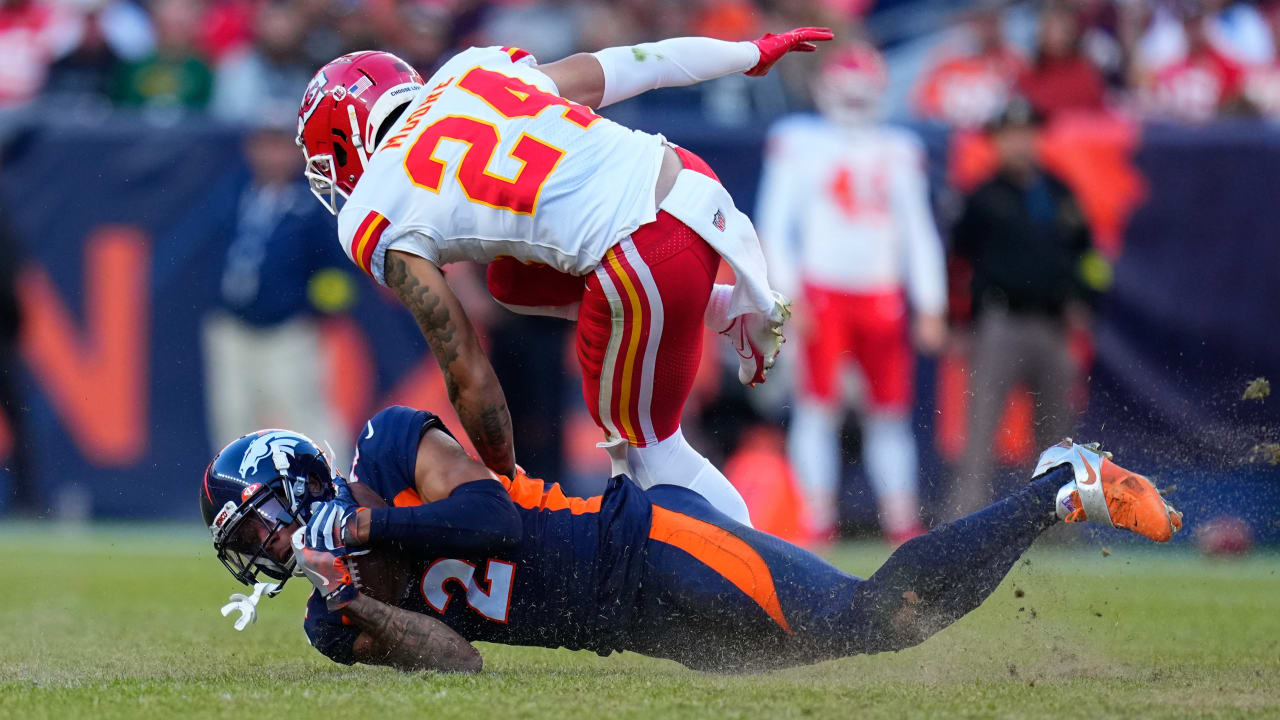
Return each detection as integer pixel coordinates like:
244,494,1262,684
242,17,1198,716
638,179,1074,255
2,523,1277,719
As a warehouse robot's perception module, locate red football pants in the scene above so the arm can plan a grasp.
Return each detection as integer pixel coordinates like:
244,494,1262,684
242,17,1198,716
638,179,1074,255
800,284,913,412
487,147,721,447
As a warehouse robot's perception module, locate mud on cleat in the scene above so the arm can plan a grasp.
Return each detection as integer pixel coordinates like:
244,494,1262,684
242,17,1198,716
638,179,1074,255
1032,439,1183,542
721,290,792,386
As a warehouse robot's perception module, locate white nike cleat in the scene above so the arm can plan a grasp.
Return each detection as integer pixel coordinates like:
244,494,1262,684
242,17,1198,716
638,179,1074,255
720,291,791,386
1033,439,1183,542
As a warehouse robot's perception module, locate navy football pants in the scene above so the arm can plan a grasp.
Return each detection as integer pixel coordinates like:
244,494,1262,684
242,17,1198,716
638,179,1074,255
627,466,1066,671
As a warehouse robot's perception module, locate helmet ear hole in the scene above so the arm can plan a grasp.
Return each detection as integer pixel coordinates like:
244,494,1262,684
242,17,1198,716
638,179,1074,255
331,128,349,167
373,102,410,150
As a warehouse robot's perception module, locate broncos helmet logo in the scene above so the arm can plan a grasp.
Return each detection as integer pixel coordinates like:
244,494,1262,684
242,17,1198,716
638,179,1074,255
239,432,303,478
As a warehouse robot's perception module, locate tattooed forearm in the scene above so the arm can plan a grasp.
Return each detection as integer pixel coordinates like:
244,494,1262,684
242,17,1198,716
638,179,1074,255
460,402,515,477
383,251,516,476
345,594,481,673
384,253,460,369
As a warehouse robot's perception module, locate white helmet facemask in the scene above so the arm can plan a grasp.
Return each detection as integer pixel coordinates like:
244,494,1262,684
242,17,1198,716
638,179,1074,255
300,149,346,215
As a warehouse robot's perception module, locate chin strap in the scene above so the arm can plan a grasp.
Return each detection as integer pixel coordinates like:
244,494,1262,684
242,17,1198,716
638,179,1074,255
348,104,370,171
220,581,281,632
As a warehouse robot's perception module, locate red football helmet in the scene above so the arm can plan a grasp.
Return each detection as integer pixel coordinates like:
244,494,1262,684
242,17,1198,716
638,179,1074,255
812,43,887,125
296,51,425,214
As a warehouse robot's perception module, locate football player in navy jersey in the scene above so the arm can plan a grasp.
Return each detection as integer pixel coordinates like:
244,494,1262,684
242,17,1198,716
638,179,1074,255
201,406,1181,673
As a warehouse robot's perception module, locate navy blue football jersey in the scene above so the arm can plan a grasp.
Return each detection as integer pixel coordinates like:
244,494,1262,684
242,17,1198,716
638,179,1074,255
303,405,653,663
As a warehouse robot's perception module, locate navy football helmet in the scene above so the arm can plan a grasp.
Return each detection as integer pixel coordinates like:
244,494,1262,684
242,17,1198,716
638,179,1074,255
200,430,339,590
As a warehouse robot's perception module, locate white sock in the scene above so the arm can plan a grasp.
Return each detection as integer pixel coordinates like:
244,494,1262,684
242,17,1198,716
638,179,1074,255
703,283,734,332
862,413,921,533
627,427,753,526
789,399,841,532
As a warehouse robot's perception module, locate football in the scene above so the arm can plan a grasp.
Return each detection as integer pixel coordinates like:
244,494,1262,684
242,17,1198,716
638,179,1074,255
346,482,418,604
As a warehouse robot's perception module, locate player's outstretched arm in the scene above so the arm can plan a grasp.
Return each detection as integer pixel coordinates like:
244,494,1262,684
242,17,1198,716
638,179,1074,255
345,594,483,673
539,27,833,109
383,250,516,478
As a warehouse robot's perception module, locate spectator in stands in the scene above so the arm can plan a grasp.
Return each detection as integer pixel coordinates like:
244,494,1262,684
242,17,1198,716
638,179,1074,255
211,1,313,125
383,3,453,74
946,98,1093,520
1071,0,1135,90
1140,0,1246,122
1138,0,1273,71
1018,2,1106,119
475,0,579,62
0,205,34,515
199,0,256,63
1243,2,1280,116
0,0,80,108
912,3,1026,128
202,116,355,466
690,0,761,40
112,0,211,110
44,1,154,105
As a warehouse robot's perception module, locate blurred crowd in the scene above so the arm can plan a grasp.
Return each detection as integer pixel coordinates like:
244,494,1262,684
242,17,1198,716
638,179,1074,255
912,0,1280,124
3,0,1280,125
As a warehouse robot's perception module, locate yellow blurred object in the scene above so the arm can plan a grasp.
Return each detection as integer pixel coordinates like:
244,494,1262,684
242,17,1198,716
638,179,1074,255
308,268,357,313
1078,249,1113,292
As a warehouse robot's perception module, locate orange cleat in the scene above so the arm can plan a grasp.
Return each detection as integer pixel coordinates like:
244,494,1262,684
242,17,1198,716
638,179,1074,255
1033,440,1183,542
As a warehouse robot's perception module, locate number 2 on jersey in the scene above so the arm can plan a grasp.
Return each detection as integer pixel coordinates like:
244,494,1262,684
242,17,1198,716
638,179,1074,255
421,558,515,623
404,67,601,215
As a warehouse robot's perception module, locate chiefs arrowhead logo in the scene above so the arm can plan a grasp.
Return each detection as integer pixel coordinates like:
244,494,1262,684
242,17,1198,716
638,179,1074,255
299,70,329,126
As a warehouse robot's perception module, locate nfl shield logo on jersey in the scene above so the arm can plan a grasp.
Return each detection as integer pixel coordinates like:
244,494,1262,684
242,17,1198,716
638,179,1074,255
712,209,726,231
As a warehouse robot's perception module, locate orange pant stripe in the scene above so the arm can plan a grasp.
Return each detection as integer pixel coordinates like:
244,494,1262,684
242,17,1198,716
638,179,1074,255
648,505,792,634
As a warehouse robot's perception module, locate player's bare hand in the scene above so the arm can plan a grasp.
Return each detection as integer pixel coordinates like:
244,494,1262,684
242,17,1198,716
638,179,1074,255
913,314,947,356
746,27,835,77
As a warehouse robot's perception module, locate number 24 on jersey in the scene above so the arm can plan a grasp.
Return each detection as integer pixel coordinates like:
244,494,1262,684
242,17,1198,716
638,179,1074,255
404,67,601,216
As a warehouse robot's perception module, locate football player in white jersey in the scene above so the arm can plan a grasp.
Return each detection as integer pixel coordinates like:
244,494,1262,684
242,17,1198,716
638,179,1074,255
756,44,948,545
295,29,833,526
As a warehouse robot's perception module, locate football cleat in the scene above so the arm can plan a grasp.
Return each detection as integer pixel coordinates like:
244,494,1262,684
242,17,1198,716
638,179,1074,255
721,290,792,386
1033,439,1183,542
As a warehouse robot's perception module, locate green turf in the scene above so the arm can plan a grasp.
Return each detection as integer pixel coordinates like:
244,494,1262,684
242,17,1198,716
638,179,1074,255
2,523,1277,719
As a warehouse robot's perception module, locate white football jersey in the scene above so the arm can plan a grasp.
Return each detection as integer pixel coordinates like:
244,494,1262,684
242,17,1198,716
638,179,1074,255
337,46,667,284
755,115,946,315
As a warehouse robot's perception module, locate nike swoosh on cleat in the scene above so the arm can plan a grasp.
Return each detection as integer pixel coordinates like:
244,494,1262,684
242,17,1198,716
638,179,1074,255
1077,449,1097,485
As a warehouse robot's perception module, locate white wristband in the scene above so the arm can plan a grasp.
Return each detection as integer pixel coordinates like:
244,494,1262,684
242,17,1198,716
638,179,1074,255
592,37,761,108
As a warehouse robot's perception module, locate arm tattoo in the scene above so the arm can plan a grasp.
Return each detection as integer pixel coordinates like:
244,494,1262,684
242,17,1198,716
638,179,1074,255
459,402,515,478
344,594,481,673
384,253,516,475
384,253,461,373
